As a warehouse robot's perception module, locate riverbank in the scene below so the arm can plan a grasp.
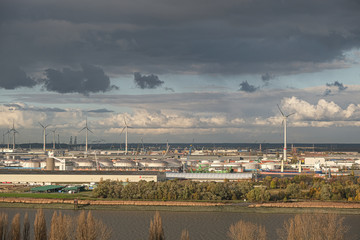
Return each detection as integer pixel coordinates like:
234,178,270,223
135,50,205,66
2,197,360,214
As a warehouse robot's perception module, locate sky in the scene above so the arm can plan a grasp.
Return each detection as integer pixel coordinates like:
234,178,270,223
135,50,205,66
1,0,360,144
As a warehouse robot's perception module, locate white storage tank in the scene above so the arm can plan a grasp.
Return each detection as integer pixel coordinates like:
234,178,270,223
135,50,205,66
75,160,94,168
21,161,40,168
98,160,113,167
113,159,135,168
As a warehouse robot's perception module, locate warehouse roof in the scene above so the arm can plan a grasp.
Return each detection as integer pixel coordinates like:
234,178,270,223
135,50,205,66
31,185,65,192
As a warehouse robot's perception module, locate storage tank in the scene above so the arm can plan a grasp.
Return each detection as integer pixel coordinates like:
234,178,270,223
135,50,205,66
164,158,182,167
46,158,55,170
147,160,167,168
75,160,94,168
113,159,135,168
21,161,40,168
99,160,113,167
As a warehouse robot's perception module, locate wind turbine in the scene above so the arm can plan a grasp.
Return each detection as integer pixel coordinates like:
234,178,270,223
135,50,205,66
51,129,57,149
9,121,19,150
277,105,295,173
39,122,50,152
80,118,93,153
123,117,132,155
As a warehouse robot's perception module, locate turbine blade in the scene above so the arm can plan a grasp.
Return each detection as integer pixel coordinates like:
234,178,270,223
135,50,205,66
88,128,94,134
119,126,126,136
79,127,86,133
39,122,44,128
277,104,285,116
286,112,295,118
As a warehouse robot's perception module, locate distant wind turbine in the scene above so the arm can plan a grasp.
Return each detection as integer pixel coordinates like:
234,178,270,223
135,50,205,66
123,117,132,155
80,118,93,153
51,129,57,149
39,122,50,152
9,120,19,150
277,105,295,173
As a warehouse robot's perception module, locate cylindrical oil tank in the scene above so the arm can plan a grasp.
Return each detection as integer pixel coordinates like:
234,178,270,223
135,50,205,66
261,163,276,170
146,160,167,168
76,160,94,168
113,160,135,168
21,161,40,168
46,158,55,170
164,158,182,167
99,160,113,167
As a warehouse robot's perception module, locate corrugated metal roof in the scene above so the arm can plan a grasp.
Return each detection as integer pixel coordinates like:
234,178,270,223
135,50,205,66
166,172,253,180
31,185,65,192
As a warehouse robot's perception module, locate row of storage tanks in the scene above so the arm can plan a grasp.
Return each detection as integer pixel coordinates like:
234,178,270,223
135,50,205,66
2,158,278,171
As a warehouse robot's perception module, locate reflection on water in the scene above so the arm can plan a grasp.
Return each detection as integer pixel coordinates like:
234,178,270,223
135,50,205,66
0,208,359,240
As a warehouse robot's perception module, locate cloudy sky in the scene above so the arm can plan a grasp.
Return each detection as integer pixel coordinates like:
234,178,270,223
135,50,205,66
1,0,360,144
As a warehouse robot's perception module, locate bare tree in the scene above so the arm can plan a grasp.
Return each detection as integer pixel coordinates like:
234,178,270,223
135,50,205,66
76,211,111,240
34,209,47,240
9,213,20,240
0,213,9,240
278,214,349,240
148,211,165,240
180,229,189,240
228,220,267,240
23,213,30,240
50,211,74,240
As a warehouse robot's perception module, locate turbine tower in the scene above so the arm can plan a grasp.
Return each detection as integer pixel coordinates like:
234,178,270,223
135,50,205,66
51,129,57,149
277,105,295,173
123,117,131,155
39,122,50,152
80,118,93,153
9,121,18,150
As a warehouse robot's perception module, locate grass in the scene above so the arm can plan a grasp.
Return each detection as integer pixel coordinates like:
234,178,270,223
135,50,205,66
0,191,94,200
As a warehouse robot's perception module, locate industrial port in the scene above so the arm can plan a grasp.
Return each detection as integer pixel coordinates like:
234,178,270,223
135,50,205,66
1,142,360,185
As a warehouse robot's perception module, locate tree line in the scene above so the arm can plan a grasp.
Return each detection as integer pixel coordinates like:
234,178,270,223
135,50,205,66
93,175,360,202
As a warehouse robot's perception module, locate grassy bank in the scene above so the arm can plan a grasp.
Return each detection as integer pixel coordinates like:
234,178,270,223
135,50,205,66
2,201,360,215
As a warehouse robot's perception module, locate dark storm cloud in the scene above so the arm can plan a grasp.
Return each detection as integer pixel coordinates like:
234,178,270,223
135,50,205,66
42,64,118,95
239,81,258,93
87,108,114,113
261,73,275,82
0,64,37,89
323,89,332,96
326,81,348,91
134,72,164,89
1,0,360,76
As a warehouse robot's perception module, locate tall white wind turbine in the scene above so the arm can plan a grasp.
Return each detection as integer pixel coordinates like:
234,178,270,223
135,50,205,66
39,122,50,152
80,118,93,153
51,129,57,149
123,117,132,155
277,105,295,173
9,121,18,150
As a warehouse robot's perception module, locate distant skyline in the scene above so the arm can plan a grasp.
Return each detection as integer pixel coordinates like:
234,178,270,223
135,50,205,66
1,0,360,144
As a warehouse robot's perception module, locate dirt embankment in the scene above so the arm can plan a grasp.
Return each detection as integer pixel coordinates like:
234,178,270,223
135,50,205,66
250,202,360,209
0,197,225,207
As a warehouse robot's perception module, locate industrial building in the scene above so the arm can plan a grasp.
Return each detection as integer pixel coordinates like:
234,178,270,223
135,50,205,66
0,170,165,185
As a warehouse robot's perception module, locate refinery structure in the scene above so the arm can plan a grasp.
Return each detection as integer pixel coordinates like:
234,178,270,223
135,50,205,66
1,116,360,185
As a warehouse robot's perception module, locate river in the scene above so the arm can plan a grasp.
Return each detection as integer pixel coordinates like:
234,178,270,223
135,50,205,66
0,208,359,239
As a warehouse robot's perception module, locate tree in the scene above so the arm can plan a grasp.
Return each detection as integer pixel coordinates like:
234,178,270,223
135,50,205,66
278,214,348,240
34,209,47,240
148,211,165,240
23,213,30,240
228,220,267,240
9,213,21,240
180,229,189,240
